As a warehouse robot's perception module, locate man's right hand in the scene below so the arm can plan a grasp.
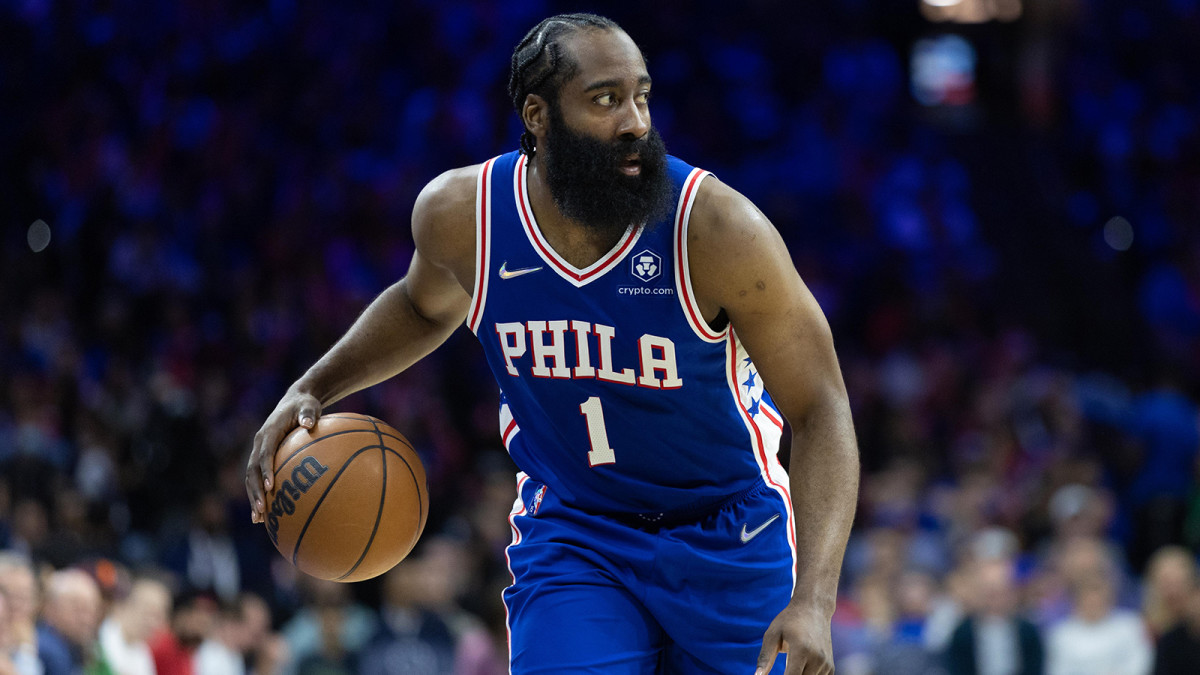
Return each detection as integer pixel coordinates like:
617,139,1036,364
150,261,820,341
246,390,323,523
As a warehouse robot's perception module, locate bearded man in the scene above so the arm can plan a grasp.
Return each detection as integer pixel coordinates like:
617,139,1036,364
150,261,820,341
247,13,858,675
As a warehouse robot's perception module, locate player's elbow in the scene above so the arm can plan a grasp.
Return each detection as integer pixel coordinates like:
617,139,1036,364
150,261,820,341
788,381,853,438
394,277,465,332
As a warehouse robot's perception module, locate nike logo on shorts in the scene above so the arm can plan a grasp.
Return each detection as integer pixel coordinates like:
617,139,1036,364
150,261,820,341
739,513,781,543
498,262,543,280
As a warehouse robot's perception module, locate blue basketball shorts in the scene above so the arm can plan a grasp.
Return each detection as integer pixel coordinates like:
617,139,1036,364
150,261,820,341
502,473,796,674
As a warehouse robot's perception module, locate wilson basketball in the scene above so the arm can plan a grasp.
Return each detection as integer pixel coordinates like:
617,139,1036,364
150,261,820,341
264,413,428,582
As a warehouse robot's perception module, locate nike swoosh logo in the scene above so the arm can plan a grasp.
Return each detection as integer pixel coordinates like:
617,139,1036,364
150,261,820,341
740,513,781,544
498,262,543,280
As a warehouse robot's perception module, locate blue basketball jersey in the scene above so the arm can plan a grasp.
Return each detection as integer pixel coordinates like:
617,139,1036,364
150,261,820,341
467,150,790,518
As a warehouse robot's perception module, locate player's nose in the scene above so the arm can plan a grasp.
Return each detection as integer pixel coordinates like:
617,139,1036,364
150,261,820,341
616,98,649,140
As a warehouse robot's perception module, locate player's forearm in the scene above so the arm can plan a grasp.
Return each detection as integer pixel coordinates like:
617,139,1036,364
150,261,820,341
292,278,462,407
786,390,859,616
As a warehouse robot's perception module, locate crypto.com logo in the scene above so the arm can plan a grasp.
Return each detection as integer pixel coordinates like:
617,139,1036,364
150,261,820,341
631,250,661,283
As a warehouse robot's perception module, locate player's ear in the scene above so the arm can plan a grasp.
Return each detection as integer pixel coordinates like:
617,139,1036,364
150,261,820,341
522,93,549,137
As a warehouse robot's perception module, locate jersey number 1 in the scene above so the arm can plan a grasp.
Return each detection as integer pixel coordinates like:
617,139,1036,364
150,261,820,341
579,397,616,466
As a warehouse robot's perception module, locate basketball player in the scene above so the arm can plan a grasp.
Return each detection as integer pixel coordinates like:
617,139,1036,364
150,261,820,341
246,13,858,675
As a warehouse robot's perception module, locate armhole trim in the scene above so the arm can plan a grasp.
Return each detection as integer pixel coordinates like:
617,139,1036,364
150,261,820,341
673,169,726,343
467,157,498,334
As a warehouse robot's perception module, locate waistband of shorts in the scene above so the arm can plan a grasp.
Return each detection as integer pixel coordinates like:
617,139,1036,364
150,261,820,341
600,478,770,531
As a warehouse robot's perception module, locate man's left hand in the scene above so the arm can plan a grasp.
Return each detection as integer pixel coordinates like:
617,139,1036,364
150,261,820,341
755,600,835,675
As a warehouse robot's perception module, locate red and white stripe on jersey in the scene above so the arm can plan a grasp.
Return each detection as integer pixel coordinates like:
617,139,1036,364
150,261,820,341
467,157,498,335
499,399,520,450
503,472,532,668
726,332,797,586
672,168,726,344
514,153,643,288
760,402,784,429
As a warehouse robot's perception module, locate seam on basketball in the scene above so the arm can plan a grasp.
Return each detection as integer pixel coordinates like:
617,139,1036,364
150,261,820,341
273,428,379,478
334,419,390,580
336,431,388,581
291,445,380,568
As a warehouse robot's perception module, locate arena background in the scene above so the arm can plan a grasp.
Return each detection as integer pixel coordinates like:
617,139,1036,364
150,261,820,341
2,0,1198,673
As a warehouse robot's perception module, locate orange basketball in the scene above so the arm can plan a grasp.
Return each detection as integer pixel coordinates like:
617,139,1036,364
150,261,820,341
264,413,428,582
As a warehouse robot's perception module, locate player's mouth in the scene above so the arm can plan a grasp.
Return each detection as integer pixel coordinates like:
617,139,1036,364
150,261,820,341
619,155,641,176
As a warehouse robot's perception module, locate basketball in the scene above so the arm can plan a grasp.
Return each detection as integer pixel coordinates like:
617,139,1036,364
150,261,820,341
263,413,428,582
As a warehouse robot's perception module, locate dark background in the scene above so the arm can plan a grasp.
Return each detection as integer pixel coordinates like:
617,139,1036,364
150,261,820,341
2,0,1198,672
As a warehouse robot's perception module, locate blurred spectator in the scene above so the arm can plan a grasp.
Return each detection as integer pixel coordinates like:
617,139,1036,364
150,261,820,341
417,535,505,675
1027,535,1131,629
36,569,102,675
357,559,457,675
194,593,270,675
248,634,288,675
872,568,944,675
828,571,885,673
1153,584,1200,675
161,494,239,603
238,594,277,675
1045,567,1152,675
280,579,376,675
149,592,216,675
98,577,172,675
848,461,952,580
1141,546,1197,640
924,564,971,653
290,602,353,675
193,599,241,675
943,558,1044,675
0,554,40,674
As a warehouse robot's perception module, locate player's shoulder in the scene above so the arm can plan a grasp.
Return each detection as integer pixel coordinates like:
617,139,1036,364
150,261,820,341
411,163,483,264
684,171,792,308
414,164,480,224
684,170,801,316
687,172,776,256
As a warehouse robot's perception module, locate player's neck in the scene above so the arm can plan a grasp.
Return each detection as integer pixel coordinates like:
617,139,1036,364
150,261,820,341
526,156,629,269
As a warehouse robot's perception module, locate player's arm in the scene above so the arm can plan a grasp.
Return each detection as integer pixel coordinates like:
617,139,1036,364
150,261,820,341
245,167,477,523
689,177,858,675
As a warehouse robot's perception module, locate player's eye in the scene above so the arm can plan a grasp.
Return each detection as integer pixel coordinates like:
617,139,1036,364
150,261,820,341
594,93,615,106
637,90,651,103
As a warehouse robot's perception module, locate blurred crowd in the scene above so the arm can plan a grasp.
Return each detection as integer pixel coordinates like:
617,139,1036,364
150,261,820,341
2,0,1198,673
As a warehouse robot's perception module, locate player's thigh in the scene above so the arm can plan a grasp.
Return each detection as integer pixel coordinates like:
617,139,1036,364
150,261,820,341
504,480,663,675
652,484,794,673
504,571,663,675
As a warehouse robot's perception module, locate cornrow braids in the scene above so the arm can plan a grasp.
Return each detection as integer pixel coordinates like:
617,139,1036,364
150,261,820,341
508,13,621,155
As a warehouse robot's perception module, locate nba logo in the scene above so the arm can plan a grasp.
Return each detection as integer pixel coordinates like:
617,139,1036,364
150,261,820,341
530,485,546,515
631,249,661,282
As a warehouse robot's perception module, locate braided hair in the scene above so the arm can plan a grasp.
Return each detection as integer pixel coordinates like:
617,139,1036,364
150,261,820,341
508,13,621,156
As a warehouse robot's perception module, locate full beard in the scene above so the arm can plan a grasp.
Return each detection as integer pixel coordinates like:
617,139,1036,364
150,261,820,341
539,105,674,237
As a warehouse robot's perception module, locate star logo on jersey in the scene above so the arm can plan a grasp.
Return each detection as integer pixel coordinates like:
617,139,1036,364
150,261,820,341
631,249,661,283
498,261,543,280
742,370,757,392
